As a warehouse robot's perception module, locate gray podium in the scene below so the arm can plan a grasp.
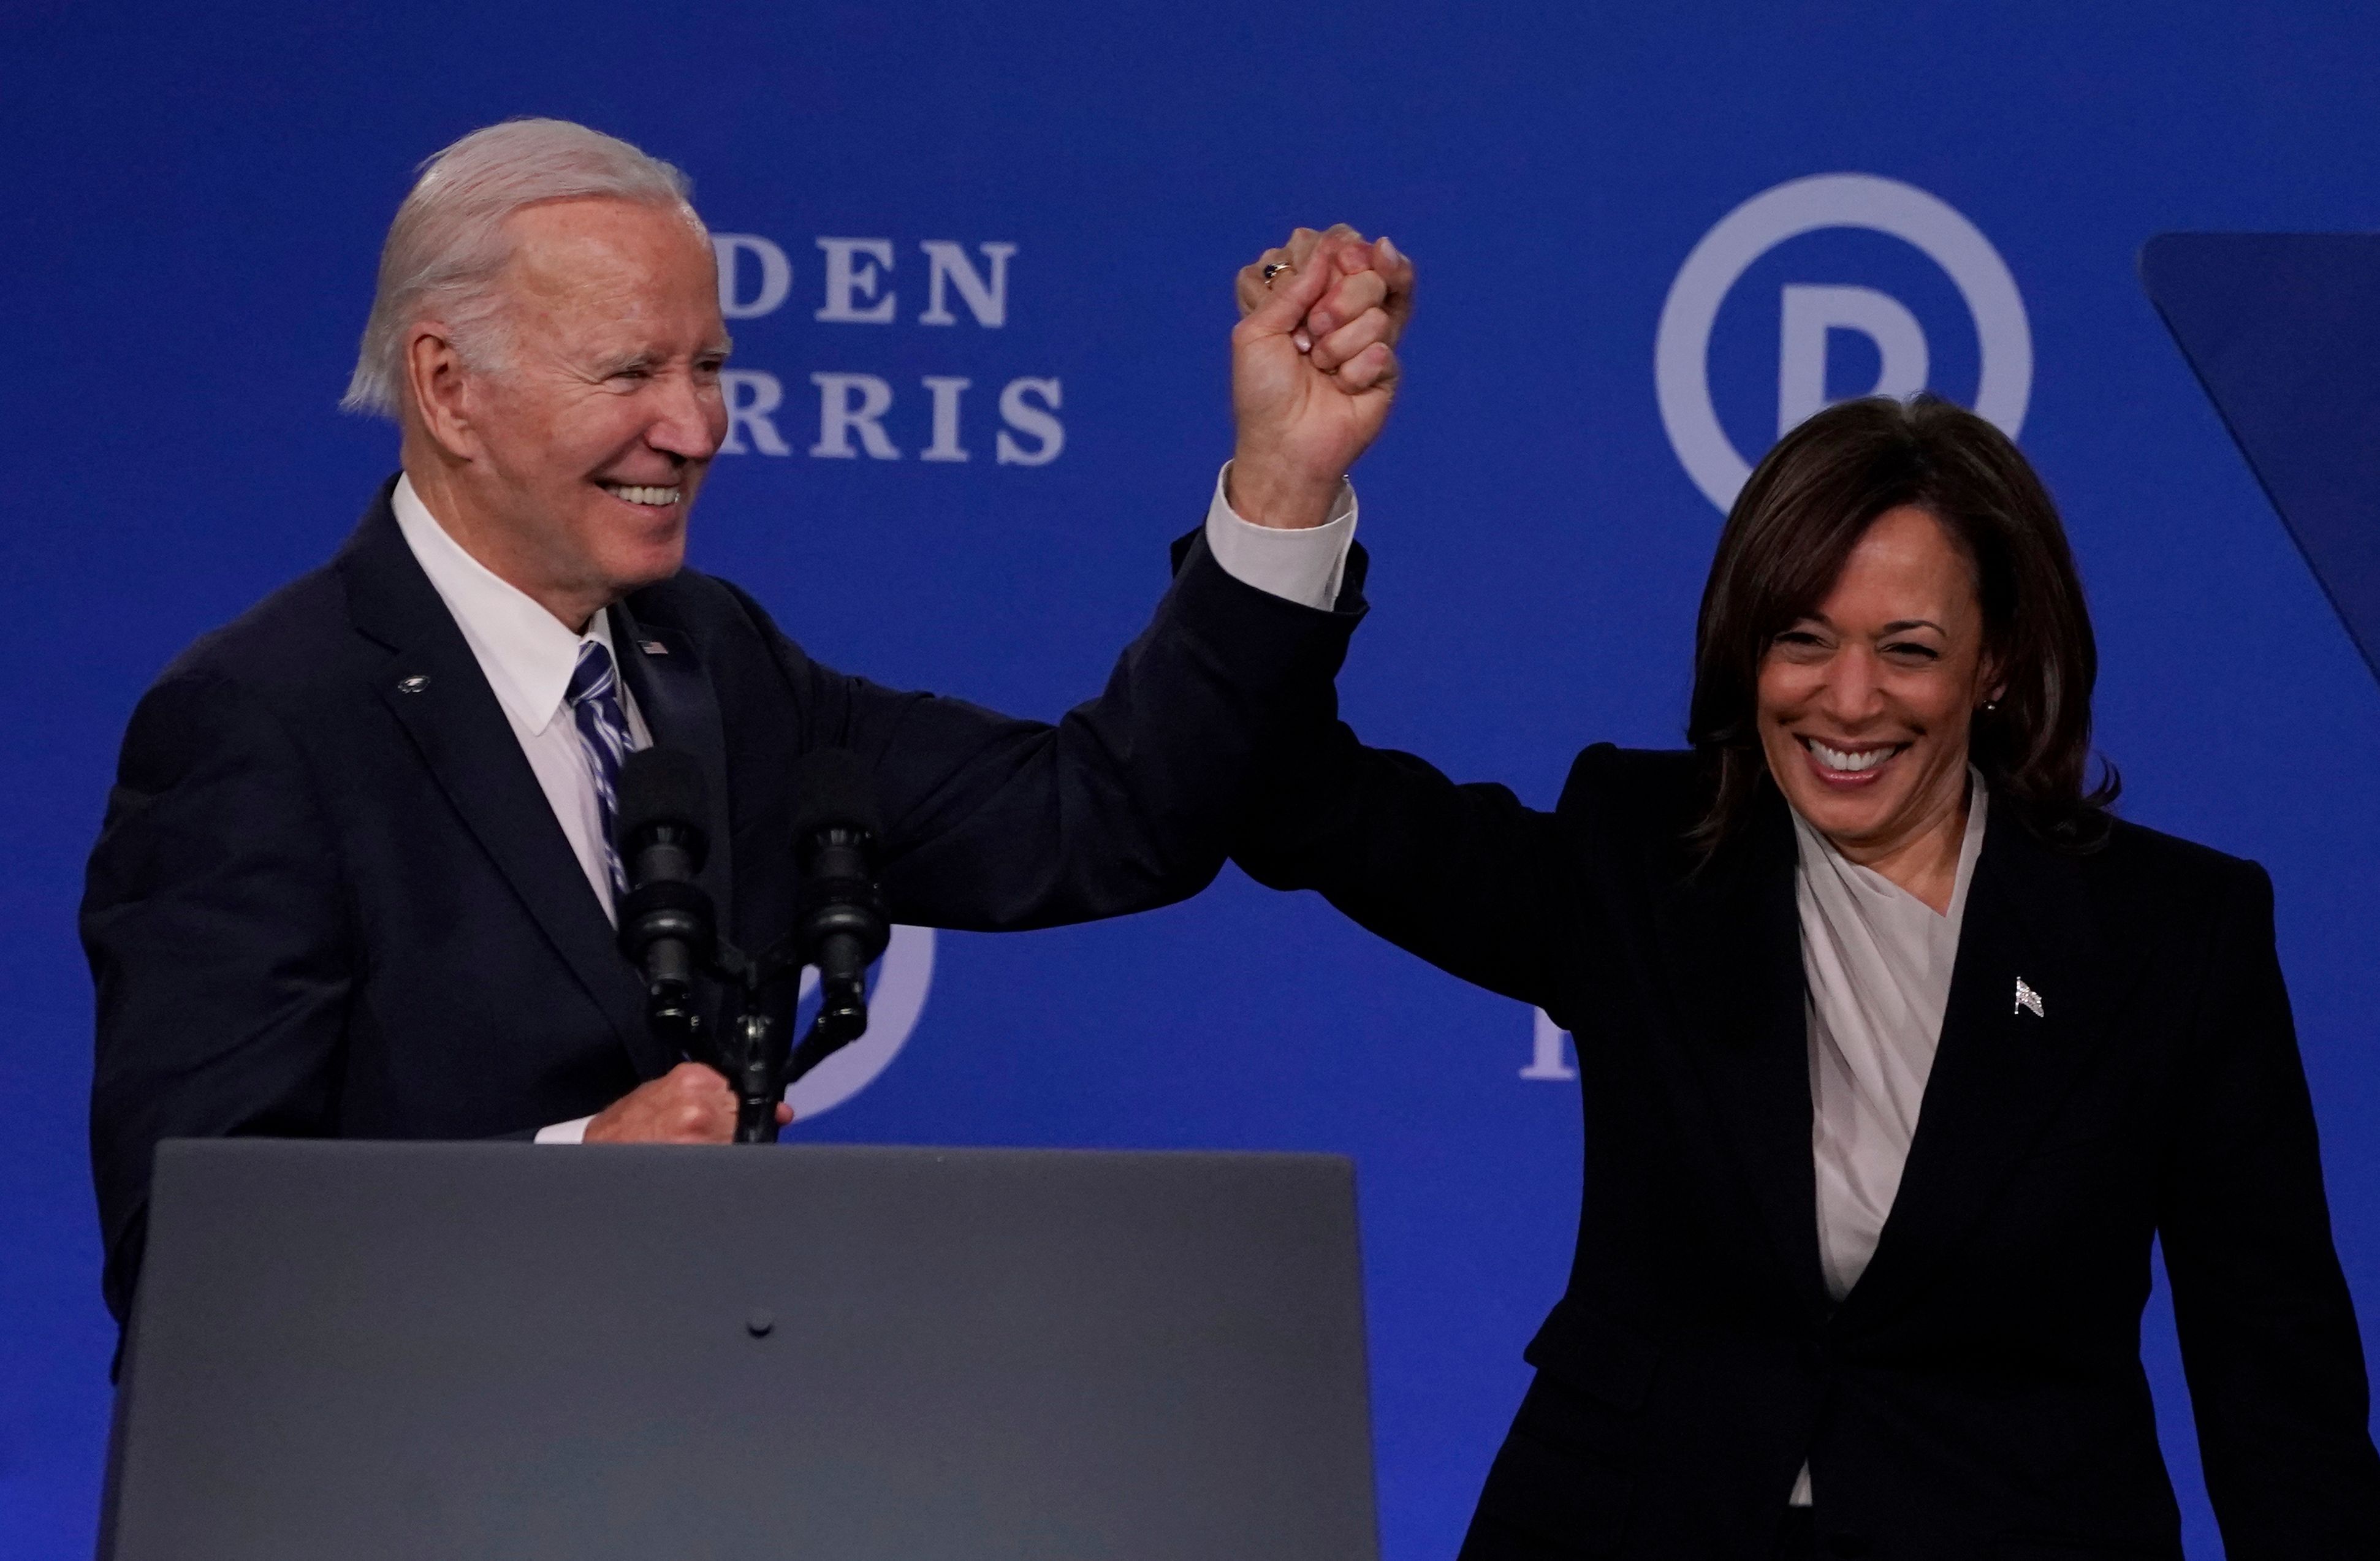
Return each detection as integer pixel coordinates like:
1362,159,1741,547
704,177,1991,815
105,1139,1380,1561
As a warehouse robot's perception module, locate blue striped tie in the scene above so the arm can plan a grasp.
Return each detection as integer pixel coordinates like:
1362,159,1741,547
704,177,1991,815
566,640,634,900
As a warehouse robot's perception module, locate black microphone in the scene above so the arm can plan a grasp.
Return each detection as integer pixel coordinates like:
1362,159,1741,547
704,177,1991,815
786,748,889,1069
614,747,718,1050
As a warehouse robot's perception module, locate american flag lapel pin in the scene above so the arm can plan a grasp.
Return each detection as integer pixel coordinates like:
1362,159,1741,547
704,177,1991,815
638,639,669,656
2013,977,2045,1019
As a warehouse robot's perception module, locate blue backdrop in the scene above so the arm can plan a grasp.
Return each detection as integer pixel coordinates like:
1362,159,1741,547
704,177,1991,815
7,6,2380,1557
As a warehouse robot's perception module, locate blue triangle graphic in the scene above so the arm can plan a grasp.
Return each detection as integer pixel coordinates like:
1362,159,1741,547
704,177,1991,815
2142,232,2380,683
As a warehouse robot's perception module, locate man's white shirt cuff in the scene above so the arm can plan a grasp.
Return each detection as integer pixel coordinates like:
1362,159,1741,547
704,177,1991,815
1201,463,1358,610
534,1115,595,1144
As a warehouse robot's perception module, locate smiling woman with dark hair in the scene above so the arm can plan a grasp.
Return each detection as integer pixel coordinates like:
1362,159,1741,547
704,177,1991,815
1234,394,2380,1561
1688,395,2115,859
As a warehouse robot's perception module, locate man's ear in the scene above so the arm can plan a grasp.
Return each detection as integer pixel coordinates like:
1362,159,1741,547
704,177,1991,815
404,325,479,460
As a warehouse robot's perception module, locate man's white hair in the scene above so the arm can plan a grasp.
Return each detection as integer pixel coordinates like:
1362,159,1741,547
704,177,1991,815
341,118,701,419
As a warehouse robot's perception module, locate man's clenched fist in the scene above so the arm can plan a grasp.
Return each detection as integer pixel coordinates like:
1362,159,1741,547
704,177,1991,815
583,1060,792,1144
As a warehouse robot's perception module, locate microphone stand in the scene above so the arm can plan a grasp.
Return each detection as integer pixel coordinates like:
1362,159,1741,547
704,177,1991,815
708,941,801,1147
645,842,887,1145
650,939,866,1145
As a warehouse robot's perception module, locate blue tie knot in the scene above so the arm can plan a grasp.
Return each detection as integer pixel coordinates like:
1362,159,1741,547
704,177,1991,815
568,640,617,707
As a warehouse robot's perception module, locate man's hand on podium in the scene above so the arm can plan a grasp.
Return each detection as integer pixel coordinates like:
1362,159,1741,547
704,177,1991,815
584,1060,793,1144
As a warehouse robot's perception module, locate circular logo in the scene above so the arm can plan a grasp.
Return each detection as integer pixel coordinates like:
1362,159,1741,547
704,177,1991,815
783,923,936,1119
1654,173,2032,512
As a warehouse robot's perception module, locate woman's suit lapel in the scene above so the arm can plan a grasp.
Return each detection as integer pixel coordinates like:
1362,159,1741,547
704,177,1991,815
1657,784,1833,1322
1656,783,2124,1327
1836,811,2118,1324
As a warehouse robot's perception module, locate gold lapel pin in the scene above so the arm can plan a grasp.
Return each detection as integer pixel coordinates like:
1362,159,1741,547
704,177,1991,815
2014,978,2045,1019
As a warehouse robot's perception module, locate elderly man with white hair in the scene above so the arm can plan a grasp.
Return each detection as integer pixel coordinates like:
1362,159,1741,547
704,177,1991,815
82,118,1413,1332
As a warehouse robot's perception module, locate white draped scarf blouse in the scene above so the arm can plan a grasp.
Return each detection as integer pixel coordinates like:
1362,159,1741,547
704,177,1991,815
1784,770,1987,1503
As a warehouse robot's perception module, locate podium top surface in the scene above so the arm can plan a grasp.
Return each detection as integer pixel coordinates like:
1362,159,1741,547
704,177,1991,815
112,1139,1378,1561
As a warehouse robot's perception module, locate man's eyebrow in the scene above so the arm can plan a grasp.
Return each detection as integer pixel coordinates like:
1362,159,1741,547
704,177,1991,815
591,349,662,376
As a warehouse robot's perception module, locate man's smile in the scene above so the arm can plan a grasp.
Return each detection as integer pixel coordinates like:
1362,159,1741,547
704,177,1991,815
599,481,682,507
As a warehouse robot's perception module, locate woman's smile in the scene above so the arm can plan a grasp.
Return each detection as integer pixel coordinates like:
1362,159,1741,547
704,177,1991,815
1796,734,1909,786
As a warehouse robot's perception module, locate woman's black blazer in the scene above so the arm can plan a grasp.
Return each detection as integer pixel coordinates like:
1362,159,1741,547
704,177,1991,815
1234,731,2380,1560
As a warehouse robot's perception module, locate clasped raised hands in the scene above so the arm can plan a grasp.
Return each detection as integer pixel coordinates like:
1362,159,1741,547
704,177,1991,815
1229,224,1416,530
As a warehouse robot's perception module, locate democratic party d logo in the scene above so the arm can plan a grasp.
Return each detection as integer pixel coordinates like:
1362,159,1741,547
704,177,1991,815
1655,173,2032,511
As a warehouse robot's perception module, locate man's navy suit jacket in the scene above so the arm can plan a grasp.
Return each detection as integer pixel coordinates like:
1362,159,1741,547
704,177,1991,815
83,480,1365,1326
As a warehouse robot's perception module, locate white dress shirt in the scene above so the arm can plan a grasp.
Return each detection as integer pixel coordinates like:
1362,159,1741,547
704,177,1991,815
389,466,1358,1143
392,477,655,919
1198,463,1358,607
1784,770,1988,1505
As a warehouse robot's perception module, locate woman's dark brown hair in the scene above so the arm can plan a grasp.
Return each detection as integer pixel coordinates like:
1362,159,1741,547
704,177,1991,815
1687,393,2118,851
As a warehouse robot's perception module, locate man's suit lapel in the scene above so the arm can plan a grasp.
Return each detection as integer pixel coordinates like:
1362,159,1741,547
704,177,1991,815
609,604,736,941
1838,808,2117,1324
335,484,672,1079
1657,784,1833,1322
